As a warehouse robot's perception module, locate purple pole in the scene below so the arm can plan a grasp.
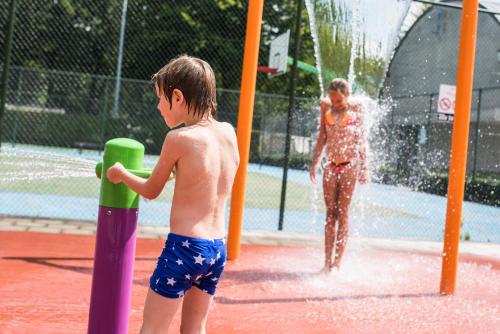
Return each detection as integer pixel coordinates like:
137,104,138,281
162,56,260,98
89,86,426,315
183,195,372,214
88,138,146,333
88,206,138,334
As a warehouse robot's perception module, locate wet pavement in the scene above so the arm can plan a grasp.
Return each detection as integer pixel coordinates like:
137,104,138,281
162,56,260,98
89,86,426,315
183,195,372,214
1,220,499,333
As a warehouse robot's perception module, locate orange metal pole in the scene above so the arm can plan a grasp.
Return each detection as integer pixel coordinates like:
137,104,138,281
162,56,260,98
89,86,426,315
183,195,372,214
440,0,479,295
227,0,264,260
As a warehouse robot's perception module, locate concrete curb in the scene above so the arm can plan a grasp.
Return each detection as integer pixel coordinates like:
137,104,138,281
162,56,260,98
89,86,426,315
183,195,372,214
1,215,499,260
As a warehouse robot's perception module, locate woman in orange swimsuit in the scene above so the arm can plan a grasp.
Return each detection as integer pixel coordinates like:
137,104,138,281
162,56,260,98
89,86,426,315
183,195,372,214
310,78,369,273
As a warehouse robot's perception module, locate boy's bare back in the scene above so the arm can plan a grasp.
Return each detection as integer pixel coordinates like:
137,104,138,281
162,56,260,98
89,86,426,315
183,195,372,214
168,120,239,239
105,56,240,333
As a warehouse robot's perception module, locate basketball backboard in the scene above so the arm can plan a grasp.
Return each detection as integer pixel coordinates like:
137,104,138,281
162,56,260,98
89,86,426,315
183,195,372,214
268,30,290,77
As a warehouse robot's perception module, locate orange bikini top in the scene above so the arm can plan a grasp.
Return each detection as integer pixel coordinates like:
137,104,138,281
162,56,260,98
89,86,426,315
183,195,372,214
324,110,359,127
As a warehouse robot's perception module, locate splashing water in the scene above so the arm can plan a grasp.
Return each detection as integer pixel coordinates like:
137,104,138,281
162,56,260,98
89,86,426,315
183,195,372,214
303,0,399,166
347,0,361,89
305,2,417,171
304,0,325,93
303,0,415,245
0,147,97,183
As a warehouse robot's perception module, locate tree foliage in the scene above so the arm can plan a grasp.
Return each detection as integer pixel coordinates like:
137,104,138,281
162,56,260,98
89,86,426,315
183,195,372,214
0,0,386,109
311,0,385,97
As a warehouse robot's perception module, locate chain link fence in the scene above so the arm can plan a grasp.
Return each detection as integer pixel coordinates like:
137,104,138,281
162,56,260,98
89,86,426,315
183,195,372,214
387,88,500,181
379,4,499,242
382,6,499,185
0,0,499,243
0,0,321,234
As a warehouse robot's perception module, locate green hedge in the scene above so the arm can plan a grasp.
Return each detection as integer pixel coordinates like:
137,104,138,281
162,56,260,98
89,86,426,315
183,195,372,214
417,175,499,206
2,109,167,154
380,171,499,207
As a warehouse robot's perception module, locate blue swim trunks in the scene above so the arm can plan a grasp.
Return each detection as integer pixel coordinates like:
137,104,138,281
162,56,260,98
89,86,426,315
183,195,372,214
150,233,226,298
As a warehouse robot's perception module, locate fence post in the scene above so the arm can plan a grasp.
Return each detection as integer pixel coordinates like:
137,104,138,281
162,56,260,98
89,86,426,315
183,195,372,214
471,88,482,182
421,93,433,170
11,68,23,145
0,0,18,149
111,0,129,118
259,96,267,166
387,104,395,164
278,0,304,231
99,79,111,150
428,93,433,125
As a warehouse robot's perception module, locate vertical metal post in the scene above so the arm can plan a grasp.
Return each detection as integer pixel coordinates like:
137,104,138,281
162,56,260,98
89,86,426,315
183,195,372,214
227,0,264,260
440,0,479,296
278,0,304,231
0,0,18,149
11,69,23,145
259,96,268,166
428,93,433,125
387,104,395,161
424,93,433,162
111,0,129,118
471,88,482,182
100,80,111,150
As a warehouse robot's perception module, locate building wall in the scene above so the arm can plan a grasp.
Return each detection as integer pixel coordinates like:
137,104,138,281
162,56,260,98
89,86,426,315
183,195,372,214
383,5,500,175
386,6,500,123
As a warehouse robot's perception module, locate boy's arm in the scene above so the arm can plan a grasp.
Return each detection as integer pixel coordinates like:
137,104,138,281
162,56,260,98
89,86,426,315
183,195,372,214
107,131,180,199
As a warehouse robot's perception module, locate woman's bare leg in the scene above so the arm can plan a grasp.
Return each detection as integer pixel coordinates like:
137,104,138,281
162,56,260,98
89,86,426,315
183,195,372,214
332,211,349,269
323,209,336,271
332,166,357,269
322,167,339,271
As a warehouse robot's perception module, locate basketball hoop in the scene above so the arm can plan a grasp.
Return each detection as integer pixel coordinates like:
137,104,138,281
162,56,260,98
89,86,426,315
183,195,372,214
257,66,278,75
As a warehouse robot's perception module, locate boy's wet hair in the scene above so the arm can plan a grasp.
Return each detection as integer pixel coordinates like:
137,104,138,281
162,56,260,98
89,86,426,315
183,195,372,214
327,78,349,96
152,55,217,118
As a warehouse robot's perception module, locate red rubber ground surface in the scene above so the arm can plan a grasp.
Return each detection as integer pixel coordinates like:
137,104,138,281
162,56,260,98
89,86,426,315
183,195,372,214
1,231,499,333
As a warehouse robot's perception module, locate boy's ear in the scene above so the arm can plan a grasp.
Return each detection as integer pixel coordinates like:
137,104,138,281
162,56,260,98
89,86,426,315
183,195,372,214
172,89,184,103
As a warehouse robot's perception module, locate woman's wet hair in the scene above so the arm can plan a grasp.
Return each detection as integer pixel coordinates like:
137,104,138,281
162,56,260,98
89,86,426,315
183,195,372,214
327,78,350,96
152,55,217,118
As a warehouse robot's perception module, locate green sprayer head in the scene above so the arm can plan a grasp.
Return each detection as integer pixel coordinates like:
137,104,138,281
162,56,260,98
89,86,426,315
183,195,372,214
96,138,145,209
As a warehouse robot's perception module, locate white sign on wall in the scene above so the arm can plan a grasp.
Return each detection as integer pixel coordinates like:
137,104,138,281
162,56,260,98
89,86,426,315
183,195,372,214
437,84,456,122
